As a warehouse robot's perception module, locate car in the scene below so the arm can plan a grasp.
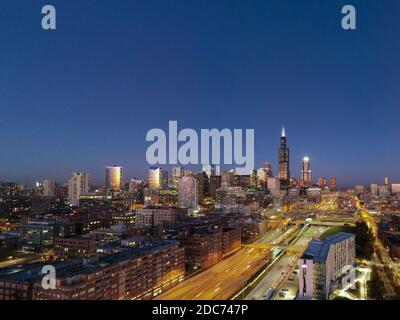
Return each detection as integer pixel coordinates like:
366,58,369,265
282,288,289,292
263,288,276,300
279,292,286,297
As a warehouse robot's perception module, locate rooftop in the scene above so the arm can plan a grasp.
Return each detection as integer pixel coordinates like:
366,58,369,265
301,232,354,262
0,240,179,283
0,232,18,240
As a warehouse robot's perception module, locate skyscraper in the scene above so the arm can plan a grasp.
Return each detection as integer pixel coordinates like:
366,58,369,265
301,157,312,187
148,167,167,190
171,166,183,187
257,168,267,183
370,183,378,196
68,172,89,207
278,126,290,189
318,177,327,190
106,166,123,192
195,172,207,202
202,164,217,178
178,176,198,212
384,177,389,186
330,177,337,191
263,162,273,177
39,180,56,197
214,164,221,176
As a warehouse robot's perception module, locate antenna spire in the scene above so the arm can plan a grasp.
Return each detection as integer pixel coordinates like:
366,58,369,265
281,126,286,138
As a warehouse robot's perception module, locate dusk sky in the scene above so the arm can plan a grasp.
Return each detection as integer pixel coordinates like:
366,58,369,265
0,0,399,187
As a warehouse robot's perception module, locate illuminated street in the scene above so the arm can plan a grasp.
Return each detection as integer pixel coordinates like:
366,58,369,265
357,199,399,297
155,221,293,300
245,226,328,300
155,247,269,300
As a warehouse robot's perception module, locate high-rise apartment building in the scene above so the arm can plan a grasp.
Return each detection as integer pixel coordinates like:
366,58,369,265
171,166,183,187
68,172,89,207
370,183,378,196
178,176,198,212
378,185,390,197
41,180,56,197
391,184,400,195
257,168,267,185
195,172,207,202
209,175,221,198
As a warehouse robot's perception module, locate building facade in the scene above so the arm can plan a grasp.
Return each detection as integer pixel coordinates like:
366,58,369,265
68,172,89,207
148,167,167,190
301,157,312,187
106,166,123,192
178,176,198,212
278,127,290,190
0,241,185,300
298,233,355,300
135,207,184,228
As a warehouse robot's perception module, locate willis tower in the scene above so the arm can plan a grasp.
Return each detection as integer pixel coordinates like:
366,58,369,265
278,126,290,190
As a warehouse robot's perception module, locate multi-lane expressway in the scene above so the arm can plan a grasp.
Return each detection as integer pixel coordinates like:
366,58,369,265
244,225,328,300
155,220,295,300
155,210,355,301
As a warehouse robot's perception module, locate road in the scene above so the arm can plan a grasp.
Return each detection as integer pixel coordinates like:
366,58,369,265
155,221,292,300
0,250,57,269
357,199,398,298
245,255,298,300
0,254,45,269
245,226,328,300
155,211,354,301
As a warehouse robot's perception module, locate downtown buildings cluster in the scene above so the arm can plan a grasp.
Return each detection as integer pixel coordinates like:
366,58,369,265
0,128,399,300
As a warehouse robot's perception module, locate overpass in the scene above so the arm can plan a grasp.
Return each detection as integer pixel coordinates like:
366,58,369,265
242,243,307,254
290,220,355,227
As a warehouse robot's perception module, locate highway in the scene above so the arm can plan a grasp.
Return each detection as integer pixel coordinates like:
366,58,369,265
0,254,46,269
155,221,292,300
0,250,57,269
155,209,357,301
245,255,298,300
245,226,328,300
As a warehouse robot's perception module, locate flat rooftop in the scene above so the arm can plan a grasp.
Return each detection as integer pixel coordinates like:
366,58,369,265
0,240,180,283
301,232,354,262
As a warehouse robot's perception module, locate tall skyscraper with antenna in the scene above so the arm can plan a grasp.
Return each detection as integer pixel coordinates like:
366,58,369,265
278,126,290,190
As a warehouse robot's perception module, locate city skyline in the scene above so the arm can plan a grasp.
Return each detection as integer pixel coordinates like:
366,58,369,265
1,1,400,304
1,1,399,186
0,126,396,189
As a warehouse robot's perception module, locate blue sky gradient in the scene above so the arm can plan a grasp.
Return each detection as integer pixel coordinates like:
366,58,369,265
0,0,399,187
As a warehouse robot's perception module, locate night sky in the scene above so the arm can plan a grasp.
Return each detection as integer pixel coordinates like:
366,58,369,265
0,0,399,187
